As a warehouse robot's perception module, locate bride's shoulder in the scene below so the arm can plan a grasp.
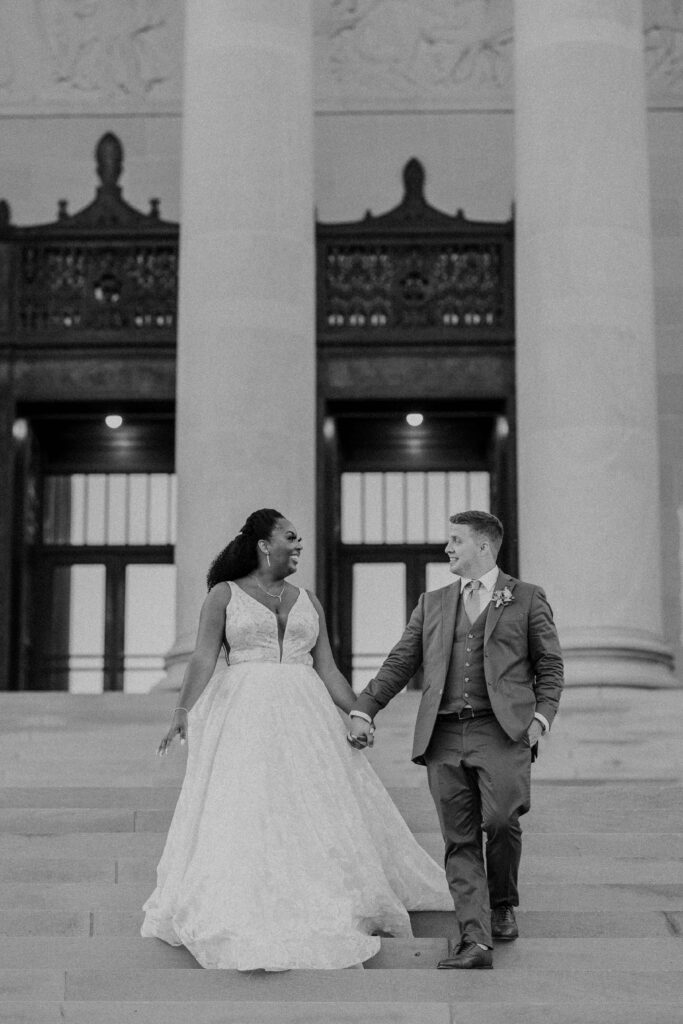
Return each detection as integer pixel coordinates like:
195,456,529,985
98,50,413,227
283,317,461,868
302,588,323,616
206,580,233,608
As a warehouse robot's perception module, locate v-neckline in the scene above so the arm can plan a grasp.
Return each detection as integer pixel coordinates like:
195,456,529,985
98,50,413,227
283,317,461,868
232,582,302,661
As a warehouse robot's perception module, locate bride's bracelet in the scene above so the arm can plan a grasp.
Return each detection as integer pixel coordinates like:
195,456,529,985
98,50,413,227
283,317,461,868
173,706,189,715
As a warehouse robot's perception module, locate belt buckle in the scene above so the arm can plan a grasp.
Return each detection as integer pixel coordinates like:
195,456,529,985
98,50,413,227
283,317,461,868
458,706,475,720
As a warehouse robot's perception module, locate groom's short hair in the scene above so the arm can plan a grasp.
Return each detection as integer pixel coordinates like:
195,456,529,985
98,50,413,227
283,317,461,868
450,510,504,554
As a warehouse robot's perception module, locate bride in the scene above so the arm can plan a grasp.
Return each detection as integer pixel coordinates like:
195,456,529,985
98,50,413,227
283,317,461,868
141,508,450,970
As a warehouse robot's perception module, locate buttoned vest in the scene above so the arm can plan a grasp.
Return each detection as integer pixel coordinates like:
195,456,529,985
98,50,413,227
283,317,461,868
439,596,491,714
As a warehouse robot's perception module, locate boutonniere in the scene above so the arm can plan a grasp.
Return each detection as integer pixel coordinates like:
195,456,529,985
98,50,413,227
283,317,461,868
492,587,514,609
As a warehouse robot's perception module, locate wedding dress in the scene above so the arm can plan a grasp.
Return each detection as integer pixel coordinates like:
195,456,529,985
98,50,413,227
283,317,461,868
141,583,450,970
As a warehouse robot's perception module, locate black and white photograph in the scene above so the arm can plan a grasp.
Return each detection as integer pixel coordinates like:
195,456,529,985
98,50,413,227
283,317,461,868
0,1,682,1021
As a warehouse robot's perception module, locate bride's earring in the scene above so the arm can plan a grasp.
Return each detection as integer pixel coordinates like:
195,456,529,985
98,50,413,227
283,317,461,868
266,551,271,567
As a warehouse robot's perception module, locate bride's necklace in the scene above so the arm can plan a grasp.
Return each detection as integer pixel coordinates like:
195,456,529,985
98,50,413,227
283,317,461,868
251,576,286,603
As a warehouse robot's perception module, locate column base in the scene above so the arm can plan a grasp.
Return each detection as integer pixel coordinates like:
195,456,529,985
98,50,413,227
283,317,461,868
561,628,677,688
152,632,195,692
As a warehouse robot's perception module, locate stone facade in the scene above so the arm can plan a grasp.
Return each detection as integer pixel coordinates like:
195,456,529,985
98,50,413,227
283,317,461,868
0,0,680,681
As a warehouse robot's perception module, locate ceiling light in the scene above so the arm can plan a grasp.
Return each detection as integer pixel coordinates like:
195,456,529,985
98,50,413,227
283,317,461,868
406,413,424,427
105,414,123,430
12,419,28,441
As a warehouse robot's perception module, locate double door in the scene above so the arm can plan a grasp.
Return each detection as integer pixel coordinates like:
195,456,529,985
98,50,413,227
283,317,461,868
31,548,175,692
325,407,516,692
339,544,453,690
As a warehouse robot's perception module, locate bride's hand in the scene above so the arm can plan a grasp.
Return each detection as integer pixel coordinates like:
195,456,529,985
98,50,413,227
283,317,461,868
157,709,188,756
347,717,375,749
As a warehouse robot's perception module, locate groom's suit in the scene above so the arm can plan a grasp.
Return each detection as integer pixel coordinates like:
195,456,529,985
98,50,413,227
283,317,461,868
352,571,564,947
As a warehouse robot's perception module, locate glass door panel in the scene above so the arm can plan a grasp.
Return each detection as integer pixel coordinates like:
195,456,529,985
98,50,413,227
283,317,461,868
50,564,106,693
124,564,177,693
426,560,455,592
351,562,406,692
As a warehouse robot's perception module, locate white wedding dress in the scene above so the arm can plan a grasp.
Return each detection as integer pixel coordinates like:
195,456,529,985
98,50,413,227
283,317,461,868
141,583,450,970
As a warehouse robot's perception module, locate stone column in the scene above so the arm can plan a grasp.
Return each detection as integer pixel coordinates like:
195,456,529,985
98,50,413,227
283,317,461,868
164,1,316,688
514,0,674,686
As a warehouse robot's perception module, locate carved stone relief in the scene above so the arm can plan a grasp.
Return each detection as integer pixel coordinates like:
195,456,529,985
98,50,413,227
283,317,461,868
0,0,182,110
1,0,683,114
645,0,683,94
314,0,683,110
314,0,513,106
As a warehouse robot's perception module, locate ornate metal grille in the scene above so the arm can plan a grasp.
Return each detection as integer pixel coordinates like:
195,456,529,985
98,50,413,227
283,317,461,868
19,244,177,331
1,132,179,340
317,158,513,341
323,243,504,330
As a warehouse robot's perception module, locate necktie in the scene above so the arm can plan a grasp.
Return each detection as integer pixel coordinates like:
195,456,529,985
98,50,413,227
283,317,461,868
464,579,483,624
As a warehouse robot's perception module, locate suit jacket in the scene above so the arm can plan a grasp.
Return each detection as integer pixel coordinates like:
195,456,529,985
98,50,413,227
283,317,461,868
352,572,564,765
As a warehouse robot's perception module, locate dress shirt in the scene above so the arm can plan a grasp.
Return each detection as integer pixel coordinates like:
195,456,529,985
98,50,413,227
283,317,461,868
459,565,500,613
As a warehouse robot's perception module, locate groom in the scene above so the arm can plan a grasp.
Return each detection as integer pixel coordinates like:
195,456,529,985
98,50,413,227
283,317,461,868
349,510,564,969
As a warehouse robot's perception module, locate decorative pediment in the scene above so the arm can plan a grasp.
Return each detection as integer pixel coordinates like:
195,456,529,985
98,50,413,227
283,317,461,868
318,158,511,235
0,134,178,336
15,133,177,236
316,159,513,337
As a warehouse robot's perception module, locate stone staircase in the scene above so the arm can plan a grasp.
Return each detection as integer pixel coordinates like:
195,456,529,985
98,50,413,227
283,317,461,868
1,689,683,1022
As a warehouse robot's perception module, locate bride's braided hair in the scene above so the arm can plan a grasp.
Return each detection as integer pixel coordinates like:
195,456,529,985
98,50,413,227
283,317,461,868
206,508,284,590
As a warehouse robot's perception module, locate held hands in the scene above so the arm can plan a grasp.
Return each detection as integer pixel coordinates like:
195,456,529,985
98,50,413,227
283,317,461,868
157,708,188,757
347,716,375,750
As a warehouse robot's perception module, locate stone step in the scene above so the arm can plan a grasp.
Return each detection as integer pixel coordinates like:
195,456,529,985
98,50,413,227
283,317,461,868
0,833,167,856
56,967,683,1003
0,809,137,834
1,907,680,941
1,879,682,913
5,1005,683,1024
413,831,683,862
410,910,680,939
0,787,181,809
0,936,681,972
0,859,116,883
111,852,683,886
7,1006,683,1024
0,779,681,821
2,850,683,888
0,1001,455,1024
0,829,680,860
391,784,683,833
0,909,91,937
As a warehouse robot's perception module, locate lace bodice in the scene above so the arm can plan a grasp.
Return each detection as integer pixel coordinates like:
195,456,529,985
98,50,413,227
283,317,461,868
225,583,319,665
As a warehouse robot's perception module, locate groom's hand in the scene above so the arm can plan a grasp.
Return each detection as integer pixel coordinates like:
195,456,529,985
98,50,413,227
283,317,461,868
527,719,543,747
347,717,374,749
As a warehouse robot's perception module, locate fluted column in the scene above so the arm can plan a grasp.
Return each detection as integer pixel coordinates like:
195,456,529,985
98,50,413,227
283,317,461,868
164,1,316,688
514,0,674,686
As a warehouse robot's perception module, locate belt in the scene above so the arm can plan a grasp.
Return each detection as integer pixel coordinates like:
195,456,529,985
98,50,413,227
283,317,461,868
441,706,494,721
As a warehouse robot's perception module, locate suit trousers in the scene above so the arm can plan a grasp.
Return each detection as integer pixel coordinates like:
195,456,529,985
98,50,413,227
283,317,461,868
425,713,531,947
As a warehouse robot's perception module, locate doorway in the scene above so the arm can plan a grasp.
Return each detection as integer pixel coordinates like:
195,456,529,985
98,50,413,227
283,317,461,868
13,405,176,691
325,404,514,688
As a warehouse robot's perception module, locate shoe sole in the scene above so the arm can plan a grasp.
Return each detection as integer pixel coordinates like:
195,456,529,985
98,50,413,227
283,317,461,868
437,963,493,970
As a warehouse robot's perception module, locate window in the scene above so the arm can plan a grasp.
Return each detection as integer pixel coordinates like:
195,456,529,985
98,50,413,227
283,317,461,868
341,471,490,545
43,473,177,546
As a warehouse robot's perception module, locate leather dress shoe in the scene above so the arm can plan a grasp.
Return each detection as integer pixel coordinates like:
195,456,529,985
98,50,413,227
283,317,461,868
437,940,493,970
491,905,518,940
